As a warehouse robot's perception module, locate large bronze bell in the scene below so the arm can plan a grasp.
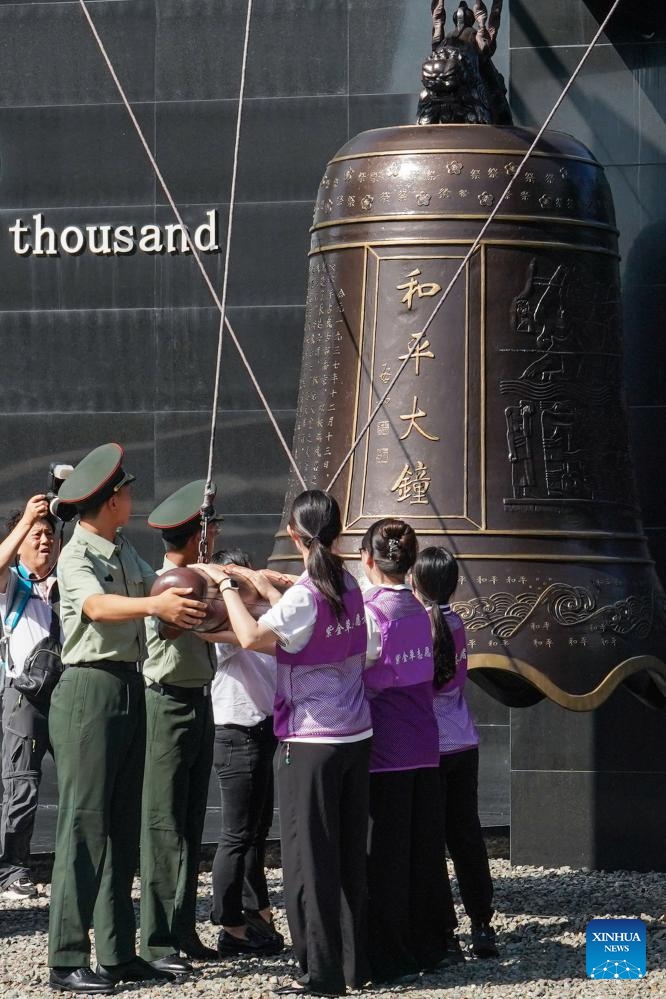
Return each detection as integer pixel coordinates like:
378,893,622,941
269,4,666,712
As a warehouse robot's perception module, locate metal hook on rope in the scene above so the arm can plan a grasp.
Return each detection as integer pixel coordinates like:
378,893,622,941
197,482,216,564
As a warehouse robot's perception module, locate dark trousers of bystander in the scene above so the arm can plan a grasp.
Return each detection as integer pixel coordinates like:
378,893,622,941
439,747,494,925
278,738,372,996
211,717,277,926
0,683,51,889
367,766,457,982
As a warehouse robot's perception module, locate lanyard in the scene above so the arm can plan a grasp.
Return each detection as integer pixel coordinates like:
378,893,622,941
3,573,33,636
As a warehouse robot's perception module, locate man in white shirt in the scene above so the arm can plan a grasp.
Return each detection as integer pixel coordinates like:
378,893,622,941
0,494,60,899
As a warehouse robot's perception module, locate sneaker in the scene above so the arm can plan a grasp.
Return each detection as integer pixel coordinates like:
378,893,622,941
471,921,498,958
2,877,38,900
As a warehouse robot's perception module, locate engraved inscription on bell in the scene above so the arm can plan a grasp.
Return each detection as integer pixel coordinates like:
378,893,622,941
345,251,471,528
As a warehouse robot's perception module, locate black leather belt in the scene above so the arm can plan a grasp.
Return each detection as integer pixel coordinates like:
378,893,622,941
220,716,274,737
66,661,142,673
146,680,211,701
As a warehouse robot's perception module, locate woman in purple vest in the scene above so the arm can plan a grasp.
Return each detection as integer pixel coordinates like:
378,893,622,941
211,491,373,997
412,546,498,959
360,519,462,984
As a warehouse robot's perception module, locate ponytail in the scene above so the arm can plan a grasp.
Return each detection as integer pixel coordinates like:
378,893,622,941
412,546,460,689
430,601,457,688
289,490,345,618
307,537,346,619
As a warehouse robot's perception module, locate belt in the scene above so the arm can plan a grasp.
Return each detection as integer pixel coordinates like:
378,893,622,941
65,661,142,673
220,716,274,738
147,680,211,701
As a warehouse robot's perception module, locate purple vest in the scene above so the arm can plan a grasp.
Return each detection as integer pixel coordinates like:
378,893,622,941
274,572,371,741
363,587,439,773
433,607,479,754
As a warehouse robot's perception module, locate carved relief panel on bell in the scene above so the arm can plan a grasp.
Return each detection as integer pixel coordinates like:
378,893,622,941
485,250,639,535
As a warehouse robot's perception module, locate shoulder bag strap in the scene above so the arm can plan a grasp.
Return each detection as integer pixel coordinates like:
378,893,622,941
3,573,33,636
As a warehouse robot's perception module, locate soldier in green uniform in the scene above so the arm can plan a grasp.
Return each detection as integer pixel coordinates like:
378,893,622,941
48,444,207,995
139,480,223,975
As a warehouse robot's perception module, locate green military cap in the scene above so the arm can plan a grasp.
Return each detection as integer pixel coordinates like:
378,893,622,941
148,479,223,540
58,442,135,511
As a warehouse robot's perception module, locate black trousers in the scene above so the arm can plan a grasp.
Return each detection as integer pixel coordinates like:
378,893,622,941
439,747,494,925
211,718,277,926
278,738,372,995
0,683,51,889
367,767,457,982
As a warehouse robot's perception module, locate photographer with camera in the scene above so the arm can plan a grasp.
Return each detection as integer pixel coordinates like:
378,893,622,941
0,492,61,900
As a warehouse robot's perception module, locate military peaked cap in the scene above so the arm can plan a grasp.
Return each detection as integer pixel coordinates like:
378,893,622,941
148,479,222,539
58,442,135,510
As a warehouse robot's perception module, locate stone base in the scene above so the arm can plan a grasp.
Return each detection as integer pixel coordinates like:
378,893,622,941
510,688,666,871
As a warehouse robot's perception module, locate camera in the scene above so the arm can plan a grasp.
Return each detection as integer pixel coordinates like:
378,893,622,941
47,462,76,522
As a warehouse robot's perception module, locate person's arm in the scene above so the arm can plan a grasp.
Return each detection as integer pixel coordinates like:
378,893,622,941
194,628,240,646
0,495,49,592
196,562,284,608
262,568,300,588
61,553,206,629
83,588,207,628
364,606,382,666
198,567,316,653
219,587,279,653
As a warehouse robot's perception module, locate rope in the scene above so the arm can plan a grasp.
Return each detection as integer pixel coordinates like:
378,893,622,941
325,0,624,492
204,0,252,511
198,0,253,563
78,0,307,499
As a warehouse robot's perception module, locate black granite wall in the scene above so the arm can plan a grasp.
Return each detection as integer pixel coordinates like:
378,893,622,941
509,0,666,868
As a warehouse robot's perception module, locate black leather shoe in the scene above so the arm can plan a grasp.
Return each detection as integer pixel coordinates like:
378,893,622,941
178,935,219,960
373,971,420,986
437,932,466,966
150,954,194,975
243,909,285,949
273,984,344,997
217,925,283,957
49,967,116,994
95,956,175,984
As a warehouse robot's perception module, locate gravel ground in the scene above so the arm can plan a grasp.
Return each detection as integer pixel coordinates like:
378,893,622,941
1,860,665,998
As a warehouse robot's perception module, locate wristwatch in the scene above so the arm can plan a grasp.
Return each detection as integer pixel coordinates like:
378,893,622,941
219,578,240,594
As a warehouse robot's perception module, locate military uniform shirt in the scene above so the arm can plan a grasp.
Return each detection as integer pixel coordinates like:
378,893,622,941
143,556,215,688
58,522,156,665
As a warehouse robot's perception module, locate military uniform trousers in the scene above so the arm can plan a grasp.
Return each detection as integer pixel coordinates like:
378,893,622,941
48,664,146,968
0,683,51,889
139,683,214,960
